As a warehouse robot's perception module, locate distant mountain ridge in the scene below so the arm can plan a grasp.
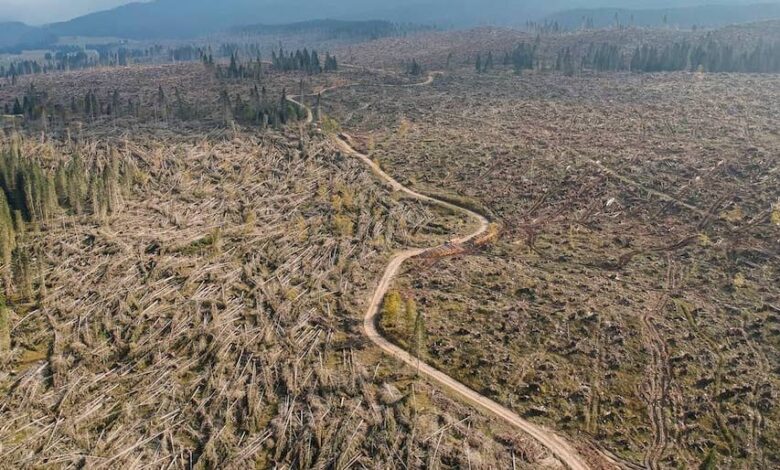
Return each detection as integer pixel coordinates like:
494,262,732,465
0,21,56,50
1,0,779,51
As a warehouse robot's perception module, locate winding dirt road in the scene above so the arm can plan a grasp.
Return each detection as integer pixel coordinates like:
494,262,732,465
289,74,594,470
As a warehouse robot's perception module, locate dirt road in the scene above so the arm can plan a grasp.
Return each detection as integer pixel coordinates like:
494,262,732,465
289,74,595,470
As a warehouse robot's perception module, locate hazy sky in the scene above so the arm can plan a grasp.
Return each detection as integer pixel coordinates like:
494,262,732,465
0,0,146,24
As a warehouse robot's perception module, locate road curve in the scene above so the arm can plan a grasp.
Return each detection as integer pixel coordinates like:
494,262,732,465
289,74,593,470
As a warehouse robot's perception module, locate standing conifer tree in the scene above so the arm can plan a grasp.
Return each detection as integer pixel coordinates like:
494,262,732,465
0,295,10,351
412,310,426,360
0,193,15,266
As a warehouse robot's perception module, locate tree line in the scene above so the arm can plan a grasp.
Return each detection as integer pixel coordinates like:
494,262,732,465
1,41,343,83
217,53,264,80
2,81,302,129
270,48,338,74
0,138,134,284
380,290,426,359
0,46,156,81
474,42,539,74
473,38,778,75
524,20,563,34
575,39,780,73
405,59,424,76
630,40,780,73
214,48,339,80
220,85,306,128
3,84,166,124
2,84,306,129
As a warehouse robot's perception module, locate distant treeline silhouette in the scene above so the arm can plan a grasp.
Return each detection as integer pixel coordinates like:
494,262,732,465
573,39,780,73
473,37,780,75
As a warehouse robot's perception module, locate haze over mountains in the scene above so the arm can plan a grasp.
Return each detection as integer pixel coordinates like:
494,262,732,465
0,0,145,25
1,0,780,49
